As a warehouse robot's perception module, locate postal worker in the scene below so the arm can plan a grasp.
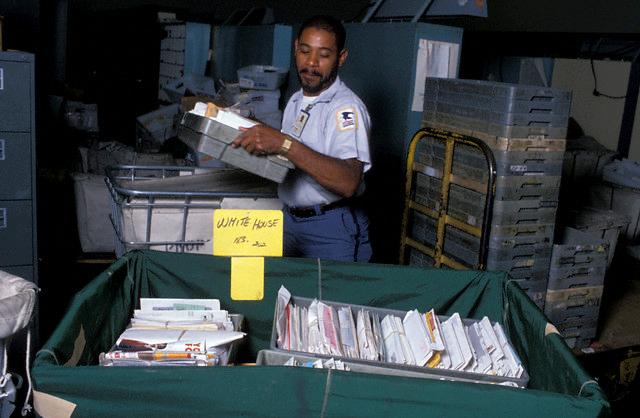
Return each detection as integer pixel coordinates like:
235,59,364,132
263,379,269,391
233,15,372,262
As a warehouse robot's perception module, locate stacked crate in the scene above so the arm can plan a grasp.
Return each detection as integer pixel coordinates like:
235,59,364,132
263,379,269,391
562,136,616,189
159,23,187,99
408,78,571,309
561,207,629,267
236,65,289,130
544,227,608,348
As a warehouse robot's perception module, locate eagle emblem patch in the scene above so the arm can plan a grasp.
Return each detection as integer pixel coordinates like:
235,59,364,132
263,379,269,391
336,108,357,131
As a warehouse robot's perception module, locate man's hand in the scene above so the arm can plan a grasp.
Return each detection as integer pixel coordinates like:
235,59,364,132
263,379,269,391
232,124,285,155
233,124,362,198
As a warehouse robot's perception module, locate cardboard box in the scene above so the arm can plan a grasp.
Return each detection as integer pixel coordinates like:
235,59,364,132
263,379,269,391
237,65,288,90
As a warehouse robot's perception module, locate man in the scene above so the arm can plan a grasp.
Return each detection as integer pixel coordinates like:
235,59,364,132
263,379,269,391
232,15,372,262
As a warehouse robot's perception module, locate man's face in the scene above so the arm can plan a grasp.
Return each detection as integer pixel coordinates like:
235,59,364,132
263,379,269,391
295,27,347,96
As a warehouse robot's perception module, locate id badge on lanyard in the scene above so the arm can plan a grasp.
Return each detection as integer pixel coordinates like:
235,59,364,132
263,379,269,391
291,104,313,138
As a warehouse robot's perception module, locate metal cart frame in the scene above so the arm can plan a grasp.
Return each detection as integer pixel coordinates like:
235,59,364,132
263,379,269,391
399,126,497,269
105,165,278,257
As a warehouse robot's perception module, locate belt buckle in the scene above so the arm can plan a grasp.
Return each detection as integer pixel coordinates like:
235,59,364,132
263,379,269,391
288,206,316,218
300,207,317,217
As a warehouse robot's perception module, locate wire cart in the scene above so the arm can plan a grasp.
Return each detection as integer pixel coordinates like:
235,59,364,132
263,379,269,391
106,165,280,257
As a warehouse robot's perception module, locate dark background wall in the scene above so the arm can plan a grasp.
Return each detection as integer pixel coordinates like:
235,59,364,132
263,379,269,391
3,1,639,89
53,0,640,33
3,0,639,91
4,0,640,50
0,0,39,51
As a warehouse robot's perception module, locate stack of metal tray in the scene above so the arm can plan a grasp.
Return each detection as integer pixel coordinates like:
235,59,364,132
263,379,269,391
410,134,564,308
545,284,603,349
543,228,608,348
408,78,572,309
423,78,571,139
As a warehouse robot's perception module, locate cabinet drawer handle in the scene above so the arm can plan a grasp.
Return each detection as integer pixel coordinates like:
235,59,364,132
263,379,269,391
0,139,5,160
0,208,6,229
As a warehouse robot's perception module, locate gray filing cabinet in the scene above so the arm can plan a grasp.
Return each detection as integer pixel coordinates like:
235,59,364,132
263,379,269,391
0,51,37,285
340,22,463,262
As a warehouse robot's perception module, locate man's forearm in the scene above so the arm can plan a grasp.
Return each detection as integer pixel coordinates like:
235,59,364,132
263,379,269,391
285,137,363,198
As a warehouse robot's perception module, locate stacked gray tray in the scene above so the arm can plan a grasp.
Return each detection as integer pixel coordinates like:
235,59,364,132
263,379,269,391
423,78,571,139
562,136,616,187
544,227,608,349
178,112,294,183
408,78,571,309
561,207,629,267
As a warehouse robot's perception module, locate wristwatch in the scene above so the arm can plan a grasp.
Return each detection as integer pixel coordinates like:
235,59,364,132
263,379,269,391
280,135,293,155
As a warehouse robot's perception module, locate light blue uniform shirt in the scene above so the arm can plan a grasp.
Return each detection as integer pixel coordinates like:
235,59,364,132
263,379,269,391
278,76,372,207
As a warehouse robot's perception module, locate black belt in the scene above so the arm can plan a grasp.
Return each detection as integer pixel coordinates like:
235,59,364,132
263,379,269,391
286,198,353,218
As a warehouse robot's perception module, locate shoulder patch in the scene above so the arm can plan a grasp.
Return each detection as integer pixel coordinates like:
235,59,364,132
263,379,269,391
336,108,357,131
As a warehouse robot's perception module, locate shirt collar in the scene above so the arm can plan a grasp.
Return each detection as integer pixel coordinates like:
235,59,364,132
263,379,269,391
292,76,342,104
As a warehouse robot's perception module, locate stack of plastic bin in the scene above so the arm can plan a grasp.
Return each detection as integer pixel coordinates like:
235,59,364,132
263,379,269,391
411,78,571,309
561,136,616,190
544,227,608,348
422,78,571,139
560,207,629,267
236,65,288,129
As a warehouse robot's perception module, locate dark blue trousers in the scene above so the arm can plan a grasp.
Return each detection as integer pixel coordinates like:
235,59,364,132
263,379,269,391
283,206,372,262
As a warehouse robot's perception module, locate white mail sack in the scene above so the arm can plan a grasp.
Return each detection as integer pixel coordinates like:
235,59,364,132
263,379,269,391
0,270,38,339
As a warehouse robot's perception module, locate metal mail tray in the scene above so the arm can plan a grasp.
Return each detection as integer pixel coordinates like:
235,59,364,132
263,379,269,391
178,112,294,183
256,349,516,386
269,295,530,388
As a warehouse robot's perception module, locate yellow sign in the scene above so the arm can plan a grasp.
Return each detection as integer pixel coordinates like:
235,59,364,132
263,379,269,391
213,209,283,301
230,257,264,300
213,209,283,257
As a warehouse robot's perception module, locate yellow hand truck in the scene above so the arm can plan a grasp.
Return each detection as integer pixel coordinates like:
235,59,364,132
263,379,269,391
399,126,496,269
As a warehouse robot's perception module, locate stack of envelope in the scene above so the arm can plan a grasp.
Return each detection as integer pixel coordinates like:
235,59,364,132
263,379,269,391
275,286,524,380
100,298,244,367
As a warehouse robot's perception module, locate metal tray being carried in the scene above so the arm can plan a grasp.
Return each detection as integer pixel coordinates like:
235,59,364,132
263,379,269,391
178,112,294,183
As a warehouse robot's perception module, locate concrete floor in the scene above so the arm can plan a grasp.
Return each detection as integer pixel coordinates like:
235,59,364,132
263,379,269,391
575,257,640,418
598,279,640,350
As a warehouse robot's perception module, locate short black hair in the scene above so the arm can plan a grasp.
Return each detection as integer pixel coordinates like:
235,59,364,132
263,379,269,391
297,15,346,52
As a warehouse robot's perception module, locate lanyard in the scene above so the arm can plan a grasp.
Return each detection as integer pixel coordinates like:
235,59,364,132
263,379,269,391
291,102,315,138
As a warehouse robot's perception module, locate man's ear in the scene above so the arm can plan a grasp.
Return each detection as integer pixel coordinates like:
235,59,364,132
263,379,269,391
338,48,348,67
294,38,299,52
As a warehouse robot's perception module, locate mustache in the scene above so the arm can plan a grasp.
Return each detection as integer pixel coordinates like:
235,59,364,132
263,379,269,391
299,68,322,77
